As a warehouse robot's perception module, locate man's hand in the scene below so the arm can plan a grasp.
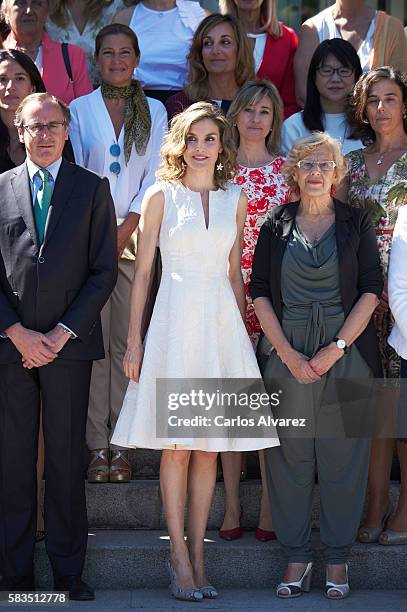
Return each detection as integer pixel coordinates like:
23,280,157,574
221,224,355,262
45,325,72,353
5,322,58,368
309,343,344,376
117,213,140,257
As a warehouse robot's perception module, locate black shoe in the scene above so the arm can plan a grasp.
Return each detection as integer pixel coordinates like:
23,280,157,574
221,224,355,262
0,576,35,591
53,576,94,601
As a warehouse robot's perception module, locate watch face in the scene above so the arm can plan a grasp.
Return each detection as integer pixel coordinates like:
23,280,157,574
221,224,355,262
337,339,346,350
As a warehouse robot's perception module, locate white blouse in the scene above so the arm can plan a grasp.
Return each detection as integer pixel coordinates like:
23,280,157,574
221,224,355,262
129,0,205,89
69,88,168,218
46,0,125,85
389,207,407,359
313,6,376,72
281,111,363,156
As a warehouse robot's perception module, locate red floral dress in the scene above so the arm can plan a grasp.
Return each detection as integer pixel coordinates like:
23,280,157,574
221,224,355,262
234,158,290,348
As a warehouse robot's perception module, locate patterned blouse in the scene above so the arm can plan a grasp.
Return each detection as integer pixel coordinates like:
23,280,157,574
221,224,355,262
46,0,125,86
347,148,407,377
234,157,290,348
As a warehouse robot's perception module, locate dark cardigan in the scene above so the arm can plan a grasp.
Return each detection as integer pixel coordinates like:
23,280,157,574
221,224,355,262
249,199,383,377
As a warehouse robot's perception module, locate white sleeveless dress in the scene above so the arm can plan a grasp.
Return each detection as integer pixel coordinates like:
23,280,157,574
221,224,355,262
111,181,279,451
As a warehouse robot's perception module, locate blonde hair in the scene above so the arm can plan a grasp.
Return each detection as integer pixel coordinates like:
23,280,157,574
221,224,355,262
48,0,113,28
227,80,283,155
282,132,348,189
185,14,254,102
157,102,236,190
220,0,281,38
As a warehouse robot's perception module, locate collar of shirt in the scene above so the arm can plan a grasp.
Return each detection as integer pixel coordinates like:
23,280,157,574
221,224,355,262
26,157,63,205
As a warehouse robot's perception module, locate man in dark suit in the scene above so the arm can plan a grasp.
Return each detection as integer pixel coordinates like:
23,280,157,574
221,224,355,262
0,93,117,600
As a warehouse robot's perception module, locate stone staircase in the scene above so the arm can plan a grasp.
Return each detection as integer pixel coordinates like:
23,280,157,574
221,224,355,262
34,450,407,591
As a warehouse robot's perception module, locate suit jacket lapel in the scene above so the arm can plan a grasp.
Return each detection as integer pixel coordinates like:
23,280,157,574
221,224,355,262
43,159,76,247
11,163,40,251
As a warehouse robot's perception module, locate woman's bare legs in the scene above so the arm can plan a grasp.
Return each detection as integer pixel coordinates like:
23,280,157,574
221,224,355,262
387,442,407,531
186,451,218,586
359,438,393,538
36,413,45,537
220,451,242,530
160,449,195,589
258,449,273,531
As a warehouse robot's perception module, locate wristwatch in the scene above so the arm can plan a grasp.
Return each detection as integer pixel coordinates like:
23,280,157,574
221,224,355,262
333,337,348,353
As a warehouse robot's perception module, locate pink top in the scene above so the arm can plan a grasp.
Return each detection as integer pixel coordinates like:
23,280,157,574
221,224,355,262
4,31,93,104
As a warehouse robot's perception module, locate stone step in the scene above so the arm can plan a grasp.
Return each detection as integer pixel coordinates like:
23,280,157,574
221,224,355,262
85,479,401,531
19,588,407,612
34,530,407,590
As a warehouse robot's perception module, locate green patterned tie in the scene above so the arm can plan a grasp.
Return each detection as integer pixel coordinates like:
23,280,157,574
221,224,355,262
34,168,52,243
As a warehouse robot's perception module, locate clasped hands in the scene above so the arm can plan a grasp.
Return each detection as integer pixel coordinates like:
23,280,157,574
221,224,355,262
5,323,71,369
280,343,345,385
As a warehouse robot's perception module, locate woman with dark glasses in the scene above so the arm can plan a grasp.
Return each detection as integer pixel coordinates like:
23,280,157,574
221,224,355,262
69,23,167,484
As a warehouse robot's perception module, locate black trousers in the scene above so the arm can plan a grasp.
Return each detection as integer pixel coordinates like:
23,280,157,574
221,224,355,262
0,358,92,579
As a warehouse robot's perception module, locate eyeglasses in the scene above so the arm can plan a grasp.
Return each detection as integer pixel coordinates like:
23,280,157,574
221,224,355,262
316,65,354,78
22,121,67,136
12,0,46,8
297,160,336,172
13,0,46,9
109,143,121,176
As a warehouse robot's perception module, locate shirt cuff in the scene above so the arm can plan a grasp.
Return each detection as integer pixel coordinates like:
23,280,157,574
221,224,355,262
57,322,77,339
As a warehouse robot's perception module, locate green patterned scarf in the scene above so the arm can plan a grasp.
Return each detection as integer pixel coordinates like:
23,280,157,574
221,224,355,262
101,79,151,164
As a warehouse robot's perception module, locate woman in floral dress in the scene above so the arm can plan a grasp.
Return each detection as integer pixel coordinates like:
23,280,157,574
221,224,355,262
218,81,289,542
343,67,407,545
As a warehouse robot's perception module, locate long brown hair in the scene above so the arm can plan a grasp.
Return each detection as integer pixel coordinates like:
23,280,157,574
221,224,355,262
227,80,284,155
220,0,282,38
185,14,254,102
346,67,407,144
48,0,114,28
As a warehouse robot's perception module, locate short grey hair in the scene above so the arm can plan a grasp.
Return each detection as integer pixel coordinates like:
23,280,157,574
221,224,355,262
281,132,348,189
14,92,70,128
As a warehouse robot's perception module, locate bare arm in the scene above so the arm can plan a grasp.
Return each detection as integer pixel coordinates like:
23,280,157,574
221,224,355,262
227,191,247,320
123,186,164,382
294,22,319,108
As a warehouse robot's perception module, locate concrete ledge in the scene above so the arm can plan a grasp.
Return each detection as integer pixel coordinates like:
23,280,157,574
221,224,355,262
34,530,407,591
85,480,401,531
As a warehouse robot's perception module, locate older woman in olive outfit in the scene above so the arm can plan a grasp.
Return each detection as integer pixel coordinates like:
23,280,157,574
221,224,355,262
250,132,382,599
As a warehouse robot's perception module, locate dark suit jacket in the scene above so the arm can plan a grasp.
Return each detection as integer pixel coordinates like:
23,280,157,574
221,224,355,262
249,199,383,377
0,159,118,363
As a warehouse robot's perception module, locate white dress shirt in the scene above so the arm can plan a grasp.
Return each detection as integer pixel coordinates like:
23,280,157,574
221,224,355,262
388,206,407,358
69,88,167,218
26,156,62,202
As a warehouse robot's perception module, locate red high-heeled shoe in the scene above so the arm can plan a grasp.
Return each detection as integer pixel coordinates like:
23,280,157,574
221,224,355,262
255,528,277,542
218,525,242,540
219,506,243,540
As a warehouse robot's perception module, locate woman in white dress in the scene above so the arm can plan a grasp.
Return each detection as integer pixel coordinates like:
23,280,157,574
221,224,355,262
112,101,279,601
